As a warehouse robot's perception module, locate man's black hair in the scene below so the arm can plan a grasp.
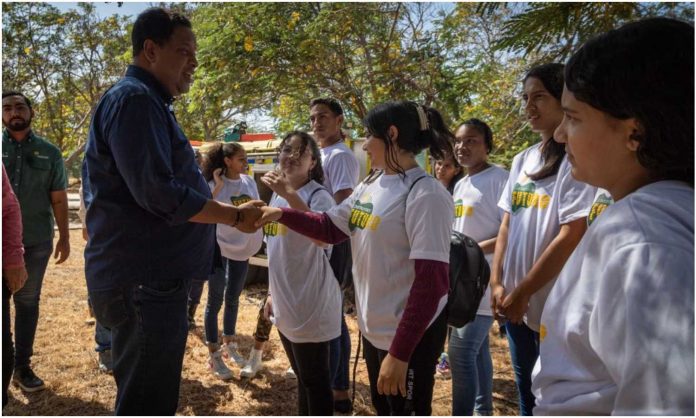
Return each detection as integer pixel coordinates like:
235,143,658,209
2,91,32,110
132,7,192,56
309,98,344,116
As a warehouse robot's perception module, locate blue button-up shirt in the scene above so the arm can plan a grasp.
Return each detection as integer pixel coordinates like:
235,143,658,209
82,65,214,291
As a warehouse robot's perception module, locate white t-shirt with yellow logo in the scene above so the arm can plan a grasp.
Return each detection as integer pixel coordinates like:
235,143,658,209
326,167,454,351
452,165,509,317
210,175,263,261
532,181,694,415
498,143,596,331
587,188,613,227
265,180,342,343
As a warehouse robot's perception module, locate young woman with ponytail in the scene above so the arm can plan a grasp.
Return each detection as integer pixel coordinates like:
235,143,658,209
254,101,455,415
200,142,263,380
488,64,597,415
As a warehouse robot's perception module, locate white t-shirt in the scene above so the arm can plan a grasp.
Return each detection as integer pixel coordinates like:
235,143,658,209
210,175,263,261
320,141,360,198
587,188,613,227
532,181,694,415
498,143,596,331
452,165,509,317
326,167,454,350
264,181,341,343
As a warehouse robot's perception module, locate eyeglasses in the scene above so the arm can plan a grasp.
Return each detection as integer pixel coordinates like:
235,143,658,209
278,146,308,158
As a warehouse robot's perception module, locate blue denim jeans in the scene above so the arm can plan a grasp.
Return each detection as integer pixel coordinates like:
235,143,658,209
13,240,52,368
89,279,191,415
449,314,494,415
505,322,539,416
87,297,112,352
204,258,248,344
329,313,351,391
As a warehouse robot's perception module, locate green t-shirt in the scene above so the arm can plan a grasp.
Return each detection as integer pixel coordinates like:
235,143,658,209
2,130,67,246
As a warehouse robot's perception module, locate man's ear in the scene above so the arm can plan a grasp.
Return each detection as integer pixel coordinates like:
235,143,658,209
141,39,158,65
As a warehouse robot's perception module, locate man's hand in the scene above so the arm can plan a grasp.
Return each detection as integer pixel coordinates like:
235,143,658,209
54,236,70,264
235,200,265,233
3,266,28,293
82,227,89,241
377,354,409,397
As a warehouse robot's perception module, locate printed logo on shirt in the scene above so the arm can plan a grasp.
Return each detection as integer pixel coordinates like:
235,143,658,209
454,199,474,218
587,193,613,226
540,324,547,342
263,221,287,237
511,182,550,213
230,194,252,207
349,195,381,232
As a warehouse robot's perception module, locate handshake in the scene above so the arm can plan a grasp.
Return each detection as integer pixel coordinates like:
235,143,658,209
230,200,280,233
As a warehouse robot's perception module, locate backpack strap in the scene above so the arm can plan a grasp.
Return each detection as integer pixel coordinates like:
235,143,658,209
305,185,329,208
405,175,430,204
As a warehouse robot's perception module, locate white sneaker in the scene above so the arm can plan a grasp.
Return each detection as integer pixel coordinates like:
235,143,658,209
209,350,233,381
222,341,246,367
240,348,263,379
285,366,297,380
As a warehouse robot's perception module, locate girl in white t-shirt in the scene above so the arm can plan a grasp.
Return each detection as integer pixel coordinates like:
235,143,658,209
532,18,693,415
261,131,341,415
449,118,509,416
256,101,455,415
489,64,596,415
434,152,463,195
200,142,263,380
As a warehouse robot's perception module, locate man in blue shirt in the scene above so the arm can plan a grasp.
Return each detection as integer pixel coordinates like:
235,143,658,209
82,8,260,415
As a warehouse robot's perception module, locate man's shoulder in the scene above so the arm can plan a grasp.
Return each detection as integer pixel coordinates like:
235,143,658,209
103,76,157,106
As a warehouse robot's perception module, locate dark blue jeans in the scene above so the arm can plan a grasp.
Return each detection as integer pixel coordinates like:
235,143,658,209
204,258,248,344
505,322,539,416
329,314,351,391
89,279,191,415
13,240,52,368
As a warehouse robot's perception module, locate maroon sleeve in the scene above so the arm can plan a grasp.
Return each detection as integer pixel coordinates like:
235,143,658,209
389,259,449,362
2,164,25,269
279,207,349,244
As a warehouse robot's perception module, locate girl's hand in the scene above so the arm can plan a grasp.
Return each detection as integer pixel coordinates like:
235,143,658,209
261,171,294,197
490,282,507,321
377,354,408,397
263,296,273,321
254,206,283,228
213,167,224,186
499,285,531,324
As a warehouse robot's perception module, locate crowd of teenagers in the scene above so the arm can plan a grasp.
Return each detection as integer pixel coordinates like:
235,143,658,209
2,6,693,417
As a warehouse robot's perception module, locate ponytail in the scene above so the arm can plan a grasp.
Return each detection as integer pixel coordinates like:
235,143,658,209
363,101,454,176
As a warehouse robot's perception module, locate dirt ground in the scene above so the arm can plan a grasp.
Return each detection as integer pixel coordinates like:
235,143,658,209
3,229,519,415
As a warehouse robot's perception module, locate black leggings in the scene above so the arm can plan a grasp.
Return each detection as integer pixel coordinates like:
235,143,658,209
278,332,333,415
363,311,447,416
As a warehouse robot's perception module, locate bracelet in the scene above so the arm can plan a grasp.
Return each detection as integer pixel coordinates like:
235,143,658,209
232,209,241,227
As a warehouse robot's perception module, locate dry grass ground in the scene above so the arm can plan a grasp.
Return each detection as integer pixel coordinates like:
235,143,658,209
4,229,519,415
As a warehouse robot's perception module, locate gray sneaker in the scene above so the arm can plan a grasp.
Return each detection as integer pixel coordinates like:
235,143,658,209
209,350,233,381
98,350,113,374
240,349,263,379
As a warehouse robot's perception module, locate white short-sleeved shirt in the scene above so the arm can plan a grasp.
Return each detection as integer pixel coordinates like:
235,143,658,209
498,143,596,331
452,165,509,317
264,181,341,343
210,175,263,261
320,142,360,198
326,167,454,350
532,181,694,415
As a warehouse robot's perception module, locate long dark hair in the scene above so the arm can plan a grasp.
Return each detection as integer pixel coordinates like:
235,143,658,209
363,101,454,178
524,63,566,181
201,142,245,182
566,18,693,186
278,130,325,185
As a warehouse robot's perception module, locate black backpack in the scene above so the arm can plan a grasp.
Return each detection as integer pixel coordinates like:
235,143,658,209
408,176,491,328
